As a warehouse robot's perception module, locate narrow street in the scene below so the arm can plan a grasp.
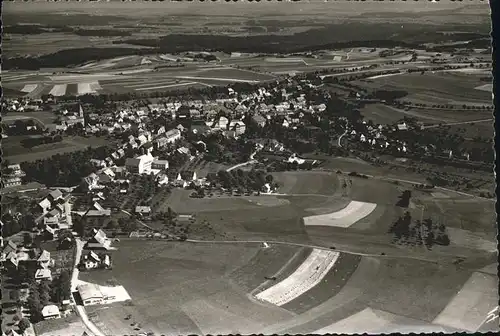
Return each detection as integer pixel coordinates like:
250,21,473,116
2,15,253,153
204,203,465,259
71,238,106,336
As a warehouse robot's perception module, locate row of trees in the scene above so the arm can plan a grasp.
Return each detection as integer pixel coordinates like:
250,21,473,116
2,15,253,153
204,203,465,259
21,134,63,148
207,168,275,192
389,212,450,249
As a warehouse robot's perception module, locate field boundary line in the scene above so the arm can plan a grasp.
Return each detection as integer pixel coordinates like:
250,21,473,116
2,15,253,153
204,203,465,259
250,246,309,297
184,239,442,264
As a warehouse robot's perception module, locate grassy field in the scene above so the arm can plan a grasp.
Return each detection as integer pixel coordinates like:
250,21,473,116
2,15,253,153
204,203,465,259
272,170,340,195
354,71,492,105
80,240,298,335
2,136,110,163
228,244,304,293
359,104,492,125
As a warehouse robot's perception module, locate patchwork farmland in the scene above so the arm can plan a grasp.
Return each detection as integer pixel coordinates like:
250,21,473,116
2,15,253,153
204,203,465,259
72,164,497,335
1,59,278,98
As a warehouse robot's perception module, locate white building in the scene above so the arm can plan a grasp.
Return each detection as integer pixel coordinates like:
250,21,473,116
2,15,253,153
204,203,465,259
41,305,61,320
164,128,181,143
151,159,169,171
125,153,154,175
77,283,104,306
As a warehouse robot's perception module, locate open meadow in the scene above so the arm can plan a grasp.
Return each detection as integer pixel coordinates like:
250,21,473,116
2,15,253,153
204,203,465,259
2,136,110,164
354,71,492,105
80,238,496,335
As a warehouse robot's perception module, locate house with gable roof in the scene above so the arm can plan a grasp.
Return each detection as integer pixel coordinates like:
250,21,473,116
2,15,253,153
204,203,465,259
85,229,112,250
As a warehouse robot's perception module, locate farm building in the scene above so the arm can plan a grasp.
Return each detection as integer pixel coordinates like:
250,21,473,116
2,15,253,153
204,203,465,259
78,283,104,306
135,206,152,215
252,113,267,127
1,164,25,188
41,304,61,320
165,128,181,142
48,189,63,202
82,173,100,191
37,250,52,268
81,251,111,270
86,229,112,250
35,268,52,282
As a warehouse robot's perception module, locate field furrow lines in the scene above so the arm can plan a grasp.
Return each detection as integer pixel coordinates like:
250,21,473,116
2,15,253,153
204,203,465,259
255,249,340,306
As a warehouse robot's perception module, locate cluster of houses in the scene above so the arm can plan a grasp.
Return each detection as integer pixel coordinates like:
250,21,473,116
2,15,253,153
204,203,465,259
1,241,54,282
79,250,111,270
55,105,86,131
0,239,72,324
36,189,73,241
1,97,45,113
1,164,26,188
347,119,472,160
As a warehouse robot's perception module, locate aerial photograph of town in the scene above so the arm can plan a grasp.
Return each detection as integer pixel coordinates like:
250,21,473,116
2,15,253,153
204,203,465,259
0,1,498,336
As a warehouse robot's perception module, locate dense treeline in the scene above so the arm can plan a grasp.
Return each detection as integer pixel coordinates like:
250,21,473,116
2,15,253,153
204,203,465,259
389,212,450,249
73,29,132,37
20,146,113,186
3,47,154,70
206,169,277,192
4,25,48,35
21,135,63,148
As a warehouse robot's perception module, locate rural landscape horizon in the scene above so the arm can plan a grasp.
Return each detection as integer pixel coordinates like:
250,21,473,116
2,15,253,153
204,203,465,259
1,1,498,336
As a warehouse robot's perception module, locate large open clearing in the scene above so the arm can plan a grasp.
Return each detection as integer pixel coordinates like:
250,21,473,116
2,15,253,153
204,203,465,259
354,71,492,105
2,136,110,163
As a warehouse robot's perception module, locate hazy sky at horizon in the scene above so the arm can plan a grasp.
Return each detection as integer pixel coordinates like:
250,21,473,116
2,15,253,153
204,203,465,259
4,0,488,18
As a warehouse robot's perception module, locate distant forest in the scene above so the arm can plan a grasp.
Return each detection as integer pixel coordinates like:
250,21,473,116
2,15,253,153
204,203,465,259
3,22,491,70
4,24,132,37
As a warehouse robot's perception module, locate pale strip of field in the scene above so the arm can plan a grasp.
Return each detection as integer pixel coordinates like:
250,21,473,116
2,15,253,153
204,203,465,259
79,62,97,69
49,73,118,81
447,68,490,74
264,57,307,63
77,82,94,95
119,68,155,75
159,55,177,61
255,249,340,306
433,272,498,332
475,84,493,92
124,80,178,88
112,55,133,62
173,75,259,83
3,74,33,81
303,201,377,228
366,72,404,80
134,82,198,91
49,84,67,96
199,66,233,71
21,84,38,93
446,227,497,252
313,308,448,334
260,257,381,335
